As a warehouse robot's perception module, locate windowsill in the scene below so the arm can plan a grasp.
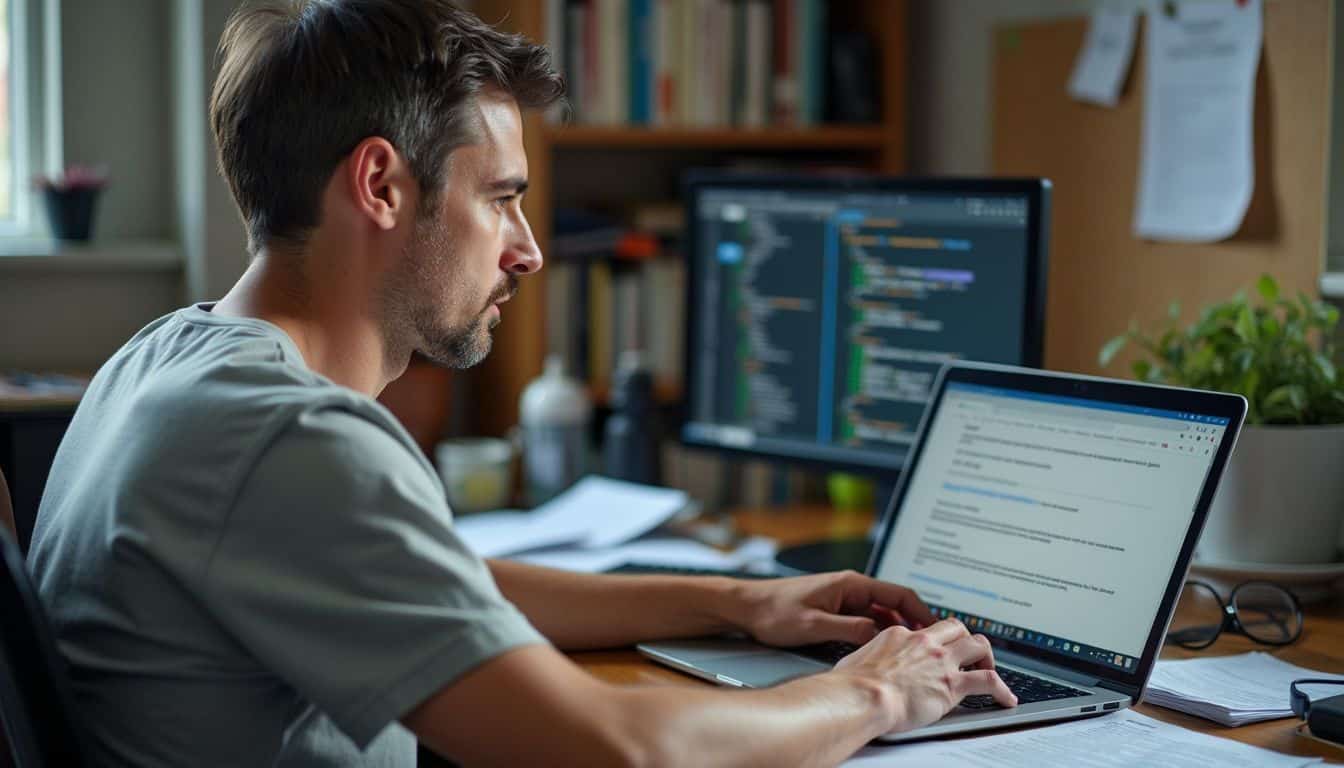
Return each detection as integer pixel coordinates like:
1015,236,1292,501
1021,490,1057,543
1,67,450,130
1323,272,1344,300
0,238,183,272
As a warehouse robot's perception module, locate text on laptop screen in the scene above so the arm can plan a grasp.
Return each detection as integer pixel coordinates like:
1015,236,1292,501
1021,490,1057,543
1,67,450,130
875,382,1229,668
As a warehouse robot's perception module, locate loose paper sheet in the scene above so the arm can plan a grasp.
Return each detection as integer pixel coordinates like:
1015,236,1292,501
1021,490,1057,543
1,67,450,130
842,709,1320,767
1134,0,1262,242
1068,8,1139,107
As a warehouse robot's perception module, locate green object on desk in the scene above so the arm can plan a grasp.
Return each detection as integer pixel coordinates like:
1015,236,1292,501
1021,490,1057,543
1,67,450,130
826,473,873,511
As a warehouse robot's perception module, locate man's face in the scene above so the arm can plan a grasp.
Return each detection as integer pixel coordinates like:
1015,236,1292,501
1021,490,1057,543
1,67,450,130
389,92,541,369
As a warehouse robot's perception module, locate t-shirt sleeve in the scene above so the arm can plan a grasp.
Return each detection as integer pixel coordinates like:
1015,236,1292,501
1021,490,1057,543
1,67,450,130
202,406,544,748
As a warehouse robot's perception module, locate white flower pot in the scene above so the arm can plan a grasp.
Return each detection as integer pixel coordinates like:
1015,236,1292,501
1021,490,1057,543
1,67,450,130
1197,424,1344,565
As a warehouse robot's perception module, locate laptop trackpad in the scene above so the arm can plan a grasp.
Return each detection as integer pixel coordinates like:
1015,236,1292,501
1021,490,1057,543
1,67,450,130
705,652,830,687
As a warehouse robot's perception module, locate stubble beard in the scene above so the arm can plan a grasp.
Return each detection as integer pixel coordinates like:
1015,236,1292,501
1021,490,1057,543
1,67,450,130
389,217,513,371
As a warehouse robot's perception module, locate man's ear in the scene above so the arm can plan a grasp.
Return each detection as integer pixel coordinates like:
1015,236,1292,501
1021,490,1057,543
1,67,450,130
346,136,413,232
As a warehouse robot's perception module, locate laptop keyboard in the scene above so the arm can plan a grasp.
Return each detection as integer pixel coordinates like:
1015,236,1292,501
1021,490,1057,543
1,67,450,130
793,643,1089,709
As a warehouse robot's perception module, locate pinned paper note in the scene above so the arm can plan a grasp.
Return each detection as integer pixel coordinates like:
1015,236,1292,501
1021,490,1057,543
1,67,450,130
1134,0,1262,242
1068,8,1139,107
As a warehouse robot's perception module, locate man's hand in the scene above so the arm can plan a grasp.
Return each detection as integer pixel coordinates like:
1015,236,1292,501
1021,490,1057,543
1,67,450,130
731,570,937,647
834,619,1017,733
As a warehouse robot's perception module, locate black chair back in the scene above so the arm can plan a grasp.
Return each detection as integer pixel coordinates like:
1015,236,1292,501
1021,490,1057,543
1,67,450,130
0,528,88,767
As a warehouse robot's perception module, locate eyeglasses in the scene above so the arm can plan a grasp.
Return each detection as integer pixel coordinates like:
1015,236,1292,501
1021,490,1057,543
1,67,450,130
1165,579,1302,650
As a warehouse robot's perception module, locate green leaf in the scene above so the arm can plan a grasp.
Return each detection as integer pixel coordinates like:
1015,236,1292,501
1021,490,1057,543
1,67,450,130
1234,305,1258,343
1256,274,1278,302
1132,359,1153,381
1099,335,1128,367
1314,354,1337,384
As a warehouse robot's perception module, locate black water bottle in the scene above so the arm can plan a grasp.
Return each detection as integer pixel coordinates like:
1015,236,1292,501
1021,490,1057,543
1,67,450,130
603,351,661,485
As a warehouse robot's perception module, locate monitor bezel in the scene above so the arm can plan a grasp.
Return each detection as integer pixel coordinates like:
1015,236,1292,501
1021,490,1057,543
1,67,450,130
867,361,1248,700
678,172,1052,476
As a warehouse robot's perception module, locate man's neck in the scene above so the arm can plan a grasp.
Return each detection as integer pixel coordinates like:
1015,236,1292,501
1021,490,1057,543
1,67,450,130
212,250,405,397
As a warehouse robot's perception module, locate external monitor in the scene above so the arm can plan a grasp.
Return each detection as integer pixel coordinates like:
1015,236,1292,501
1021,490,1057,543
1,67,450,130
681,173,1051,493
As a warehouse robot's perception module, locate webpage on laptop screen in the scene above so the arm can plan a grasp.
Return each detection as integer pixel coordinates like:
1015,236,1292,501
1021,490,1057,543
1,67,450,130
875,382,1228,663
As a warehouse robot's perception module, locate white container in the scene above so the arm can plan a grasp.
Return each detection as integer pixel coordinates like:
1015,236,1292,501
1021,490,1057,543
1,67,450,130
1198,424,1344,565
435,437,514,515
519,356,591,505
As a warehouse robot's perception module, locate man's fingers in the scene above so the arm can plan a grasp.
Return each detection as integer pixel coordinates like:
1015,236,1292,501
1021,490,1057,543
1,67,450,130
946,634,995,671
957,668,1017,708
806,610,879,646
916,617,971,646
852,577,936,627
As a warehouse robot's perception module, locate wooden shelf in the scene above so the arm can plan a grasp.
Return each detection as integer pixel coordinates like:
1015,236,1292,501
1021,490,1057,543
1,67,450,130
545,124,888,151
588,379,684,408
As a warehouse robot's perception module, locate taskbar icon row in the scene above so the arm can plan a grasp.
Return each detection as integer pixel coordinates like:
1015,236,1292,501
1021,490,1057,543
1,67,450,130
929,605,1135,672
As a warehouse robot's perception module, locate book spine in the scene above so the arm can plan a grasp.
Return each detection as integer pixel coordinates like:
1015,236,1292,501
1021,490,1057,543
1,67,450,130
628,0,652,125
806,0,825,124
545,0,566,123
567,2,588,122
654,0,676,125
730,0,748,126
771,0,796,125
588,260,613,383
743,0,771,128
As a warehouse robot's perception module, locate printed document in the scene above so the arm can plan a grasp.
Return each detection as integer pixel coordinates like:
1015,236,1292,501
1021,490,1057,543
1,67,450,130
842,709,1321,767
1134,0,1261,242
1148,652,1344,726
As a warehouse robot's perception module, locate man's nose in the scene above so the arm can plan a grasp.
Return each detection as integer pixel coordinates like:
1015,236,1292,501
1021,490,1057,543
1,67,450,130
502,213,543,275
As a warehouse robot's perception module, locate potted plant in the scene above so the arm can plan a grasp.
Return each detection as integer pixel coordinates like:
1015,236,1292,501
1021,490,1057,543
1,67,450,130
33,164,107,242
1100,275,1344,565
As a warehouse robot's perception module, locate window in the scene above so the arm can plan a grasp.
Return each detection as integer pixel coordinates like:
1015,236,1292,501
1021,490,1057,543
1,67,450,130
0,0,59,243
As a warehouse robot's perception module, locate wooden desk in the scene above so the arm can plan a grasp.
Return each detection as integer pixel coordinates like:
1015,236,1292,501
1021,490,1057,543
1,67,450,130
572,506,1344,762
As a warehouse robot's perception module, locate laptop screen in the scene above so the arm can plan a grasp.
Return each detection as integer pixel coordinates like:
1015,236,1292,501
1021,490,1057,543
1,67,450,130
873,381,1231,673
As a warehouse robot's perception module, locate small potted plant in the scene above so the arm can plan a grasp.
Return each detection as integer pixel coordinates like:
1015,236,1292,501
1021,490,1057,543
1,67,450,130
1100,275,1344,565
33,164,107,241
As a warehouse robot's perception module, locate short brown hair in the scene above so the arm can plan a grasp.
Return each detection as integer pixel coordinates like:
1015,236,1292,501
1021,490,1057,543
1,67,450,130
210,0,564,253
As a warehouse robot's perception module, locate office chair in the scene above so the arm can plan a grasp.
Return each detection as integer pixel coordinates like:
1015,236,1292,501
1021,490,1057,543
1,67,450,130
0,521,90,767
0,468,14,540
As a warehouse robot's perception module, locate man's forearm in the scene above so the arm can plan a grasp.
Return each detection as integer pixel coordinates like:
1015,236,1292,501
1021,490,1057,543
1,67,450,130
610,669,893,767
408,644,897,767
488,559,744,650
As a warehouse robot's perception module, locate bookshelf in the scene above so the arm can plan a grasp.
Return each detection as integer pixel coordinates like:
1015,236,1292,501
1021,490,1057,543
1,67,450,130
467,0,908,437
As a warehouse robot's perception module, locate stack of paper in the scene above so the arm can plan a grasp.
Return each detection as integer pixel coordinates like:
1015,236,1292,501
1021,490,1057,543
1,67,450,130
453,475,693,557
1146,652,1344,726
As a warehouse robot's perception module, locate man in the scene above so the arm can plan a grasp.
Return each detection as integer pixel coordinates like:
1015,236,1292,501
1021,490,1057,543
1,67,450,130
28,2,1015,766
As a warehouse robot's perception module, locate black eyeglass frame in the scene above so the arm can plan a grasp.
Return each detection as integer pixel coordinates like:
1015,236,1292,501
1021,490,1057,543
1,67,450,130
1167,579,1303,650
1291,679,1344,720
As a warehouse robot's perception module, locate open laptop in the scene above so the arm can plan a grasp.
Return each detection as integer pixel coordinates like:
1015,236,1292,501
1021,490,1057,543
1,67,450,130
638,362,1246,742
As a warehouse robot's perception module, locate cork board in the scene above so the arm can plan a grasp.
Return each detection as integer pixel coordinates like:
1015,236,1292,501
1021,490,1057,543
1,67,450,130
990,1,1331,376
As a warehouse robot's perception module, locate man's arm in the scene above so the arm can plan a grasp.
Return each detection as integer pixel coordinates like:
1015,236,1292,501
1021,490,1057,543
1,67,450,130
488,560,926,651
405,618,1015,767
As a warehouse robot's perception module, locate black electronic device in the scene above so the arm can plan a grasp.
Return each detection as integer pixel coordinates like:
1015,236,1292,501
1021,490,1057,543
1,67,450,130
680,173,1051,571
1291,679,1344,747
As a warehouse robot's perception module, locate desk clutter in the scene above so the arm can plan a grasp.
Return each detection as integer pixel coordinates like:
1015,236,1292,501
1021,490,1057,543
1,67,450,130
453,475,777,573
1146,652,1344,728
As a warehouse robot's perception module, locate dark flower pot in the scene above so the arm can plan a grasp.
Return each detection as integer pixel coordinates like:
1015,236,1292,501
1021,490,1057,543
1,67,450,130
42,187,102,241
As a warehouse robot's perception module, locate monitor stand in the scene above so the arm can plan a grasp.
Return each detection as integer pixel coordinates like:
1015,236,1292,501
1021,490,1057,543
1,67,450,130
773,537,873,574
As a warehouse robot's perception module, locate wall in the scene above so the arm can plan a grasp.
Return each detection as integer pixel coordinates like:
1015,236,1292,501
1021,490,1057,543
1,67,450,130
907,0,1096,175
0,0,248,372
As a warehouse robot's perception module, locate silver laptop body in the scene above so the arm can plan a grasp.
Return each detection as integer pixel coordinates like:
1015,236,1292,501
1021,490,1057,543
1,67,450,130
639,362,1247,742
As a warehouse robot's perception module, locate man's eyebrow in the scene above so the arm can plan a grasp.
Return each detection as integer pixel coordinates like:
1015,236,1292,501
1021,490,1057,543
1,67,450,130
484,177,529,195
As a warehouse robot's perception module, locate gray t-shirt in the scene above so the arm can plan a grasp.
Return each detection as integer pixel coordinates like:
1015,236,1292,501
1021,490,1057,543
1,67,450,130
28,304,543,767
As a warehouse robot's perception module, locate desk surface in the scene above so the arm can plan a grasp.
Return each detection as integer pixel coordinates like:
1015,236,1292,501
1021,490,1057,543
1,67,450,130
571,506,1344,763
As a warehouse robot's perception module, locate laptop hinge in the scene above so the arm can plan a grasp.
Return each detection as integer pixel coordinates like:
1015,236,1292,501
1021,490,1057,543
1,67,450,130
1098,679,1140,701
